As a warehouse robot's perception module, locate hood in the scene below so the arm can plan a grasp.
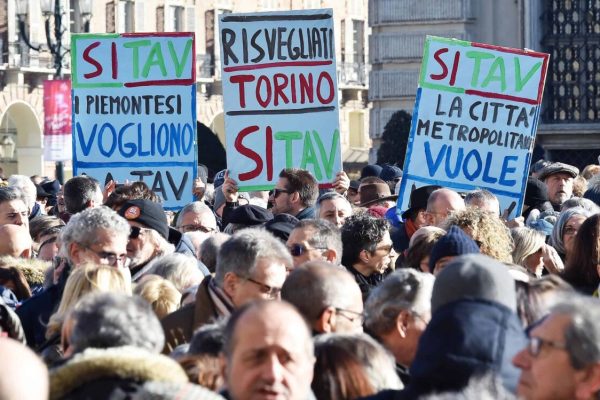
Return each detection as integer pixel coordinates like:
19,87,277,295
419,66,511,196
407,299,526,397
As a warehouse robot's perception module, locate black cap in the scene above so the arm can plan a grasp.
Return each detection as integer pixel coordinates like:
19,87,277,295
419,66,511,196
402,185,441,220
264,213,299,242
229,205,273,226
119,199,169,239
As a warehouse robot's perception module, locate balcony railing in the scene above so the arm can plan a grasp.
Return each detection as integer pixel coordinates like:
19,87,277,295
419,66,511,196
337,62,368,87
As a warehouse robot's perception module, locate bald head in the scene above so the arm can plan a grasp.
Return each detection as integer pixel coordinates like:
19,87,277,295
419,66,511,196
0,225,32,258
425,188,465,227
282,261,364,333
0,338,48,400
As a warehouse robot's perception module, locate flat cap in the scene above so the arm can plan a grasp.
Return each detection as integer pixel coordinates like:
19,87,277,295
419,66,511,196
538,162,579,181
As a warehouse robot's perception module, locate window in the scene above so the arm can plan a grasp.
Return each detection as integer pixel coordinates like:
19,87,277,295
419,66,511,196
167,5,185,32
352,20,364,64
118,0,135,33
304,0,321,8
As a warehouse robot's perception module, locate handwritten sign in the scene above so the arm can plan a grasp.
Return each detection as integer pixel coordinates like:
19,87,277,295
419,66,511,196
398,36,549,219
219,9,341,190
71,33,197,210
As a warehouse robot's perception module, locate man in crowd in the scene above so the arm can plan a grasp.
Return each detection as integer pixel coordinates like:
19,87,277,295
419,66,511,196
0,187,29,228
0,224,32,258
282,261,363,334
315,192,353,228
464,189,500,215
176,201,219,234
62,175,103,215
17,206,130,348
393,185,440,252
341,213,395,299
538,162,579,211
286,219,342,268
270,168,319,219
425,188,465,227
221,301,315,400
513,296,600,400
364,269,435,385
161,229,291,352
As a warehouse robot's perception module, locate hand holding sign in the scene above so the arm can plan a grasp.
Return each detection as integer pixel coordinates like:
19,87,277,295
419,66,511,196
222,171,240,203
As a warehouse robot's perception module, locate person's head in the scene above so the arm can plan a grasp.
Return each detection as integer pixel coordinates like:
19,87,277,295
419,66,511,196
62,176,102,215
214,229,292,307
539,162,579,207
313,333,403,398
29,215,65,242
60,206,130,268
428,225,480,274
364,269,435,367
0,224,32,258
104,181,160,211
0,265,31,301
282,261,363,334
425,188,465,227
176,201,218,234
511,227,547,278
358,180,398,209
118,200,174,270
550,206,593,258
403,226,446,271
147,253,205,293
134,275,181,319
270,168,319,216
444,207,514,263
582,165,600,181
286,219,342,267
513,296,600,400
221,301,315,400
8,175,36,211
316,192,353,228
573,176,588,198
515,275,574,328
67,292,164,354
0,187,29,228
0,338,48,400
560,197,600,214
561,213,600,291
402,185,442,227
199,232,230,273
46,264,131,340
341,212,394,276
465,189,500,215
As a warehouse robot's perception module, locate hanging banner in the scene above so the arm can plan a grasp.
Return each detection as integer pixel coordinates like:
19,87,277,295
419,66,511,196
397,36,549,220
43,79,72,161
71,32,197,210
219,9,341,190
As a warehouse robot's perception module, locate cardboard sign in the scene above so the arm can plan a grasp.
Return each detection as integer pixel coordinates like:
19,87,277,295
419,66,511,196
398,36,549,219
219,9,341,190
71,33,197,210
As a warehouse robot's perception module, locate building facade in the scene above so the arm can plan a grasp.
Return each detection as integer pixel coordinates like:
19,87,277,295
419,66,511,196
369,0,600,169
0,0,371,179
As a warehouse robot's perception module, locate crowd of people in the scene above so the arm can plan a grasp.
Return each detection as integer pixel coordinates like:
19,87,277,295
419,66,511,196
1,159,600,400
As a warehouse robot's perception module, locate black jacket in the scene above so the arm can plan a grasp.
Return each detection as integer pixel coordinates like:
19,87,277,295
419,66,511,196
364,299,526,399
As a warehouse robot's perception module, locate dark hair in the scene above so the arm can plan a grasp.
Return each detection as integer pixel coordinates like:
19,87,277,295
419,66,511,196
178,354,224,391
29,215,65,242
515,275,574,328
63,176,100,214
104,181,160,210
188,323,224,356
561,214,600,293
0,267,32,300
0,187,23,205
341,213,389,267
403,230,446,270
279,168,319,208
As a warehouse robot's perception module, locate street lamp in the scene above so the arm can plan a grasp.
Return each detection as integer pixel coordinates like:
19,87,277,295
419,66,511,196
15,0,93,183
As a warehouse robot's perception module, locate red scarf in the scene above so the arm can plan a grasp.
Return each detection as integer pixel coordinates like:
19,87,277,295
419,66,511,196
405,218,418,238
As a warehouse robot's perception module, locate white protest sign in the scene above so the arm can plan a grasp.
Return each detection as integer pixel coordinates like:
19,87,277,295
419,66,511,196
71,33,197,210
398,36,549,219
220,9,341,190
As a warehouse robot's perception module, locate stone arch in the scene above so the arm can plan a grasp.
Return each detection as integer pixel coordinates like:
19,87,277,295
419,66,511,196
0,101,44,176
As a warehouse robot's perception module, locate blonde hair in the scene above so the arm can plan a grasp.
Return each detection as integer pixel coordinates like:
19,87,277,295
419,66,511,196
134,275,181,319
511,227,546,269
45,264,131,339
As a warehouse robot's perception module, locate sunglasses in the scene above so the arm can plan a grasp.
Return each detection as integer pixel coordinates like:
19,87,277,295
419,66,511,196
129,226,147,240
288,243,327,257
269,188,291,198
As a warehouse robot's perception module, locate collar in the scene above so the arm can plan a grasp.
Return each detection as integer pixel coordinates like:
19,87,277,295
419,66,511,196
208,278,234,317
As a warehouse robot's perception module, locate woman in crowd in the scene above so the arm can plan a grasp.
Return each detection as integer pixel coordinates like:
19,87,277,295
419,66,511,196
561,214,600,295
511,227,547,278
549,207,593,262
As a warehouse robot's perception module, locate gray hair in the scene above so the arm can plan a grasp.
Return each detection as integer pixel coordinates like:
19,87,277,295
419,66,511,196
0,187,26,207
464,189,498,209
420,373,515,399
364,269,435,336
511,227,546,267
315,192,352,216
148,253,206,293
145,228,176,256
69,292,164,353
7,175,36,210
294,219,343,265
214,229,292,286
281,261,357,324
200,233,230,273
176,201,215,228
552,296,600,370
59,206,130,263
560,197,600,214
549,207,593,255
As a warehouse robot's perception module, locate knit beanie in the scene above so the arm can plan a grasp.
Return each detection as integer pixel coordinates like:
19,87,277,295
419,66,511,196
428,225,480,272
431,253,517,313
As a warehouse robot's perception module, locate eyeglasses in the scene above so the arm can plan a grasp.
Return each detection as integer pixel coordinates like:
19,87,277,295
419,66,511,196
335,308,365,325
129,226,151,240
269,188,291,198
526,336,567,357
244,277,282,298
287,243,328,257
180,224,216,233
81,245,130,268
373,244,393,255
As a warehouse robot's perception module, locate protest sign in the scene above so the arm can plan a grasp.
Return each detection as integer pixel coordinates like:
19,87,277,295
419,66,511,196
219,9,341,190
397,36,549,219
71,33,197,210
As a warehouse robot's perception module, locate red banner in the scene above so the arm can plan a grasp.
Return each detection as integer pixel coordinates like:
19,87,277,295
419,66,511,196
43,80,72,161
